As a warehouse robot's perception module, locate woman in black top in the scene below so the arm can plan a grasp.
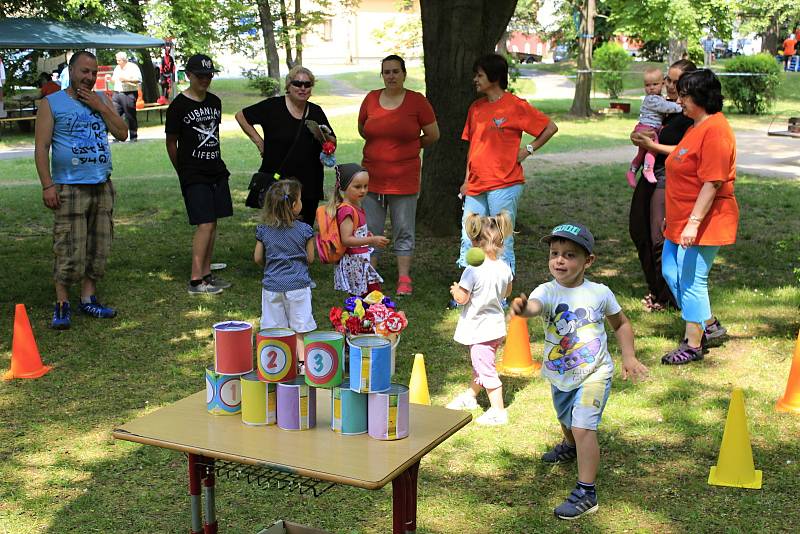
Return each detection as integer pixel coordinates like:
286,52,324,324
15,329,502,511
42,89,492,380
628,59,696,311
235,66,336,225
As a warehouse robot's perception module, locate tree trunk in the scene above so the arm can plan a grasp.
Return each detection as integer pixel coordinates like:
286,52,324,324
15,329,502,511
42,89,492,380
120,0,159,103
569,0,594,117
279,0,295,69
762,16,779,54
497,30,509,55
667,37,687,65
418,0,518,236
294,0,303,66
257,0,282,80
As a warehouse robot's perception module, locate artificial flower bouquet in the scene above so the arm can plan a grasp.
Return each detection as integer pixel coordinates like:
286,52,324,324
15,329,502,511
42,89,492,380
328,290,408,343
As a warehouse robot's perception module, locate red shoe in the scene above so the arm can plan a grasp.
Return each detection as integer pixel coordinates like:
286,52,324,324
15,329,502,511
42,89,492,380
397,276,413,296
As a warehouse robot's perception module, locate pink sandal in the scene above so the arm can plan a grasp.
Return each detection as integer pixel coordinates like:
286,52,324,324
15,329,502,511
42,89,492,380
397,276,413,296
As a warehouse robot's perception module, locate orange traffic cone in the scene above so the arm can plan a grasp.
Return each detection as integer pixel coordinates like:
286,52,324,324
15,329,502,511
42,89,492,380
135,88,145,110
3,304,52,380
497,315,540,377
776,330,800,414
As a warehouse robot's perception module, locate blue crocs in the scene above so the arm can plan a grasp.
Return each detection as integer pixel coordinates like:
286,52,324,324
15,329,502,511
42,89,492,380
554,486,598,520
79,296,117,318
51,301,71,330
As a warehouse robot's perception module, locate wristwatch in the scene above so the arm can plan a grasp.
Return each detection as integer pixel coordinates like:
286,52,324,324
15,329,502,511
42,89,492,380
525,144,535,155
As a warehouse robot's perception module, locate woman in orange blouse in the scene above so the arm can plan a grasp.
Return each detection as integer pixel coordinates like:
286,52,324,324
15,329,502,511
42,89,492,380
661,69,737,364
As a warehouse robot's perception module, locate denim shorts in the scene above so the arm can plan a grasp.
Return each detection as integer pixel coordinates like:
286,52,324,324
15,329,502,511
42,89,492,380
551,377,612,430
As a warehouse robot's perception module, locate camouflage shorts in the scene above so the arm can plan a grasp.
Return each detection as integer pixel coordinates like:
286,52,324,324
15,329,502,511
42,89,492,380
52,180,115,285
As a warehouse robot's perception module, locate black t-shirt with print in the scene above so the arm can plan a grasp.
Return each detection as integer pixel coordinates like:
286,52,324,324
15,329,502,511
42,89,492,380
242,96,334,199
165,92,229,185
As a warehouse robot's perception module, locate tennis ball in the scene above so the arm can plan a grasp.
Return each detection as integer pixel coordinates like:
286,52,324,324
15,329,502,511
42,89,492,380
466,247,485,267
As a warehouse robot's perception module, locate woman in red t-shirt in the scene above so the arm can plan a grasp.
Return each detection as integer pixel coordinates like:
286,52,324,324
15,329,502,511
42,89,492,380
358,55,439,296
660,69,737,364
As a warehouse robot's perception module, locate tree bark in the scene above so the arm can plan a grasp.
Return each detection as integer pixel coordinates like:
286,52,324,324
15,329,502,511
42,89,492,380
257,0,282,81
120,0,159,103
279,0,295,69
569,0,594,117
294,0,303,66
668,37,687,65
762,16,779,54
418,0,518,236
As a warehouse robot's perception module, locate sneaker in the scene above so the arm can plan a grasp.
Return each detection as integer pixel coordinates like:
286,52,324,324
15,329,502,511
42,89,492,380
661,339,704,365
475,407,508,426
446,391,479,410
188,281,223,295
554,486,598,520
541,441,578,463
51,301,71,329
78,296,116,318
204,274,231,289
704,318,728,345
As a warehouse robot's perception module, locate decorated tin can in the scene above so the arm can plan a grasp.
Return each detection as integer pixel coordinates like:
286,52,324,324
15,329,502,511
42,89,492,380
277,377,316,430
205,365,242,415
331,378,368,435
256,328,297,383
213,321,253,375
241,371,277,425
368,384,409,440
304,331,344,388
347,335,391,393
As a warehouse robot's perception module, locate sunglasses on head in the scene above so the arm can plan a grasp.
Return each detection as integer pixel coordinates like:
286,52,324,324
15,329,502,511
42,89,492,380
290,80,313,88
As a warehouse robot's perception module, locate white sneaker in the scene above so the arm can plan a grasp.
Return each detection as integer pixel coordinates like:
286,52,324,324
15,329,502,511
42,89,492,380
475,407,508,426
446,392,479,410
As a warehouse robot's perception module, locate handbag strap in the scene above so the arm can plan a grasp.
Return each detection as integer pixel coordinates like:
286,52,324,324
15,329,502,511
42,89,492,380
275,103,310,177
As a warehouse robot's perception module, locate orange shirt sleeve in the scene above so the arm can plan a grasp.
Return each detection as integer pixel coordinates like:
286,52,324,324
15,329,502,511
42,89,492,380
697,130,736,183
519,101,549,137
462,101,476,142
416,92,436,126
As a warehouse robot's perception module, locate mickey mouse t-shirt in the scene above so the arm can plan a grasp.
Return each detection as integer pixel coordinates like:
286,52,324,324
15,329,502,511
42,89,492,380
530,279,620,391
165,92,229,185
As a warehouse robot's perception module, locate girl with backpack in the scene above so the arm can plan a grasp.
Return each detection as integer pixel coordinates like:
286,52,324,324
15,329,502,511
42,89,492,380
325,164,389,296
254,179,317,362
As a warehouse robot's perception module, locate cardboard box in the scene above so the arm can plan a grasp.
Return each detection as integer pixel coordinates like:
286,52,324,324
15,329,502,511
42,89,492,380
257,520,331,534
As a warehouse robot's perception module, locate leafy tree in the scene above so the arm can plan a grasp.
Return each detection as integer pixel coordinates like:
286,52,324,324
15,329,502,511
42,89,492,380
721,53,782,114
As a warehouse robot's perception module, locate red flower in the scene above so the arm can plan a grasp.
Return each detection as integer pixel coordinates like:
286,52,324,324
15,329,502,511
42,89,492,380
322,141,336,155
329,307,344,328
345,315,364,335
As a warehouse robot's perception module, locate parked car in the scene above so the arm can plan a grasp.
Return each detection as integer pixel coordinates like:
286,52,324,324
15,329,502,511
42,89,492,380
514,52,543,64
553,45,569,63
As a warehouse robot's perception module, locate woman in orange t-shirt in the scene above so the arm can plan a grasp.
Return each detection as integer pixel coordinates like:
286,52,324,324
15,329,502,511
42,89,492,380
661,69,737,365
358,55,439,296
457,54,558,278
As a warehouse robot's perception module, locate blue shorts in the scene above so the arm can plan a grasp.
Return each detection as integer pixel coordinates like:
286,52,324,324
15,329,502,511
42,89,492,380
551,378,612,431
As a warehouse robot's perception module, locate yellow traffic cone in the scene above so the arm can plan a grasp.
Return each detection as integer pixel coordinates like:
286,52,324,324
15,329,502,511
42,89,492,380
408,353,430,405
708,388,762,489
497,315,540,377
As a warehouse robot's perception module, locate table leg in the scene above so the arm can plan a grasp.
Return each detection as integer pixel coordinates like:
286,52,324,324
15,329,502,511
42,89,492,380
203,458,218,534
392,461,420,534
188,454,203,534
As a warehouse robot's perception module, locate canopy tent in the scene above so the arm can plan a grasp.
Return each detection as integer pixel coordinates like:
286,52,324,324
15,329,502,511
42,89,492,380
0,18,164,50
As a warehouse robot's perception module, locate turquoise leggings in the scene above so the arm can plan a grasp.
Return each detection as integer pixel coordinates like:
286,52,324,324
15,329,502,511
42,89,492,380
662,239,720,324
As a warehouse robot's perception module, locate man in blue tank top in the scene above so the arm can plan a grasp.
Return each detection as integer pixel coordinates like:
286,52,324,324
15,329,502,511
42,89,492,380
34,51,128,329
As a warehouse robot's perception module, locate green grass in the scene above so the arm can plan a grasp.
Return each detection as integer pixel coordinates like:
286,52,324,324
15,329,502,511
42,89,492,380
1,119,799,533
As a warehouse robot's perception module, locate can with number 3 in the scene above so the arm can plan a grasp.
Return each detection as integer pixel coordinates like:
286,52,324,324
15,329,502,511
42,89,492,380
303,331,344,388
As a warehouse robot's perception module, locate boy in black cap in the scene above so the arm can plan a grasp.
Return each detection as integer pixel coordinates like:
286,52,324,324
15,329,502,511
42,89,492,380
510,222,648,520
166,54,233,295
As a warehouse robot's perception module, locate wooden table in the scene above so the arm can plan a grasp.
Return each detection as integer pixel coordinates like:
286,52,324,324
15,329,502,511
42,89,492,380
113,389,471,533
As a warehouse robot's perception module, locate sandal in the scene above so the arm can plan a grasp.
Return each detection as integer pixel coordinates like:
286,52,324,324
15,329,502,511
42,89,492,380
661,340,704,365
397,275,413,296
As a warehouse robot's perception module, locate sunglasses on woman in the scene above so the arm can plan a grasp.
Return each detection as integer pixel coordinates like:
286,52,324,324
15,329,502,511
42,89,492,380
290,80,313,88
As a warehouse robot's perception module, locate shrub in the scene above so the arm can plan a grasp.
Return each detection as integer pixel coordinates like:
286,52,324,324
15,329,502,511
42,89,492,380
593,42,632,99
242,68,280,97
720,53,782,114
686,43,704,66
